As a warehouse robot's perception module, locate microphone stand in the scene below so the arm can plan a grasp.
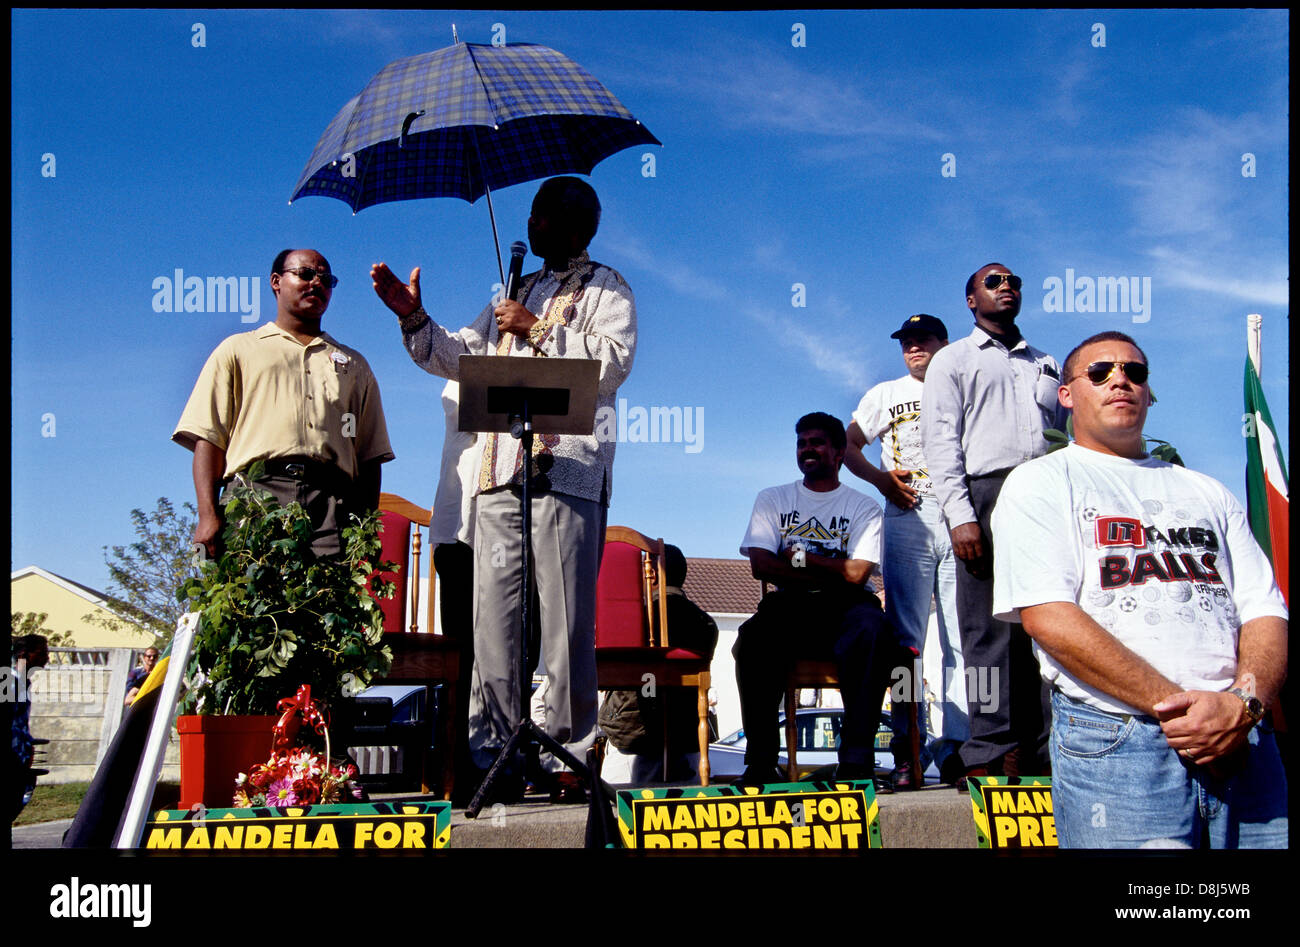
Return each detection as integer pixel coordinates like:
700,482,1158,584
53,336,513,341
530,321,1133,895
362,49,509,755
464,382,615,818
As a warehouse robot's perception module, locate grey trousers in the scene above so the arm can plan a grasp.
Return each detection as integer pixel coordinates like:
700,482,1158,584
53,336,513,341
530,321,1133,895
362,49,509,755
468,487,606,773
955,472,1051,772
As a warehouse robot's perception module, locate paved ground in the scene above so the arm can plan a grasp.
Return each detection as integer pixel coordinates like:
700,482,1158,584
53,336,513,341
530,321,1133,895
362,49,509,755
12,778,976,849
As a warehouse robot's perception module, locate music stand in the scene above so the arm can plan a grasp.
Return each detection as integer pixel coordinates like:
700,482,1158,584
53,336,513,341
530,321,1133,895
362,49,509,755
457,354,611,817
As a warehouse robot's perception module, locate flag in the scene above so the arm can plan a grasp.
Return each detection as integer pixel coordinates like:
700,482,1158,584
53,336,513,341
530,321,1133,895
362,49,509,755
1244,356,1289,605
63,616,195,847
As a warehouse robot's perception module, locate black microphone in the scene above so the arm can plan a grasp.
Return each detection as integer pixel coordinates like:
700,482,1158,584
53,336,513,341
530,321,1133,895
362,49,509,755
505,241,527,301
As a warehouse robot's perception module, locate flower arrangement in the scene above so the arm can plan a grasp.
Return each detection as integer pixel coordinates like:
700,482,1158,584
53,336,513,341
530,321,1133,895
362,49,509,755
234,747,362,807
233,684,362,808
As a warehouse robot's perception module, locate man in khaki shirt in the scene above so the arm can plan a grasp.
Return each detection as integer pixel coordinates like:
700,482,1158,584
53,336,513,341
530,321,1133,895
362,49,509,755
174,249,394,558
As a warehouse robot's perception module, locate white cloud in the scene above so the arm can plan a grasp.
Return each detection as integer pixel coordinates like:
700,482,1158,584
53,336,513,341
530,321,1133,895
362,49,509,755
1146,245,1288,307
617,34,946,149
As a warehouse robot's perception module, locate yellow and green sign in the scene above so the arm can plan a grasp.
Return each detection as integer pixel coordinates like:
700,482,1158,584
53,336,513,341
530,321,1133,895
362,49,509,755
967,777,1057,848
141,801,451,851
617,779,881,850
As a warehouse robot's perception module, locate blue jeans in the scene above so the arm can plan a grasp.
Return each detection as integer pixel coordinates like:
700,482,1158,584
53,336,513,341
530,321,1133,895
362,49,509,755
883,498,968,765
1049,690,1288,849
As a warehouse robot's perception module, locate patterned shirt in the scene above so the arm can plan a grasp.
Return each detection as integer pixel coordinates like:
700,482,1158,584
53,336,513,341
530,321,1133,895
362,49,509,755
402,252,636,505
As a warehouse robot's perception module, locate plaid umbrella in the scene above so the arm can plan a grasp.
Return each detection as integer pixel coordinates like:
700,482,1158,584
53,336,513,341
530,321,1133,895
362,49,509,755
290,42,659,274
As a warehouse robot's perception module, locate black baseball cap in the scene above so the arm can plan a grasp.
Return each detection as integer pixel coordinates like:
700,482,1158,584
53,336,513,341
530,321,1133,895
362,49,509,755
889,313,948,341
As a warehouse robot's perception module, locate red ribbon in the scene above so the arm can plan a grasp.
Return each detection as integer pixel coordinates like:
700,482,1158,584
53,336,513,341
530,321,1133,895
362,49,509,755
272,684,329,749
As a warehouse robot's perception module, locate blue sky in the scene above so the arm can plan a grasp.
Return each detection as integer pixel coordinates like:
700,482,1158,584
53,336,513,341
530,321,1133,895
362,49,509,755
11,9,1289,597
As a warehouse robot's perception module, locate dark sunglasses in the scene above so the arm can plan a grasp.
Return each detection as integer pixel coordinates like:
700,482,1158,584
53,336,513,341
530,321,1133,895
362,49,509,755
281,266,339,288
1073,361,1149,386
982,272,1022,291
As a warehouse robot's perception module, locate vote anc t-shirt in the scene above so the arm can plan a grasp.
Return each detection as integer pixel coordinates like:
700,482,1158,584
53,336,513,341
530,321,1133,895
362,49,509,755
852,374,934,499
740,480,882,586
991,443,1288,716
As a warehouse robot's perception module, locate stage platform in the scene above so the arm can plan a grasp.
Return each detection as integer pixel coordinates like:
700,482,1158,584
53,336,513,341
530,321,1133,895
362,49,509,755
11,780,977,850
377,778,979,849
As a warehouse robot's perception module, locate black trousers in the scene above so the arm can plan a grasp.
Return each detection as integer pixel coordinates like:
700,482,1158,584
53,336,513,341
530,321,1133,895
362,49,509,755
434,541,481,791
223,460,361,558
733,586,902,769
954,472,1051,772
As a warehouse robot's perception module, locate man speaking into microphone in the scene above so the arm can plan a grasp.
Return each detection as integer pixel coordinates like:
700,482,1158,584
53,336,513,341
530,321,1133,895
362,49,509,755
372,177,637,803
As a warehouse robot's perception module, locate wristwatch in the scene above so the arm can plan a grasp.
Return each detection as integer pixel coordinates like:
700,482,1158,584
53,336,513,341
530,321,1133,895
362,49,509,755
790,543,807,569
1227,687,1265,725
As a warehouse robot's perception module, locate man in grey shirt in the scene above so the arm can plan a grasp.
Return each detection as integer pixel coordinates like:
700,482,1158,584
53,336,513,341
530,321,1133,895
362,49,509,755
920,263,1068,783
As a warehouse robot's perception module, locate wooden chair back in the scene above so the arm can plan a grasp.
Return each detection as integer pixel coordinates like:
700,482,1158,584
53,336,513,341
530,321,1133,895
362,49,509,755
377,493,436,635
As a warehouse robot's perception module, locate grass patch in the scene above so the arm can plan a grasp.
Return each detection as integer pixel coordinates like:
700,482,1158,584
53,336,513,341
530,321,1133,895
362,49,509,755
14,781,182,826
13,781,88,826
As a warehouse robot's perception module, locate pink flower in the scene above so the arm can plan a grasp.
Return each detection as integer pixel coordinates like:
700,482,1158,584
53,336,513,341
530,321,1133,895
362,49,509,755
266,779,300,806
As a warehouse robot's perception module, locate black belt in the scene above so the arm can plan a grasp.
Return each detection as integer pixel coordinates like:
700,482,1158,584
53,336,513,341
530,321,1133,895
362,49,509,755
969,467,1014,481
231,458,352,491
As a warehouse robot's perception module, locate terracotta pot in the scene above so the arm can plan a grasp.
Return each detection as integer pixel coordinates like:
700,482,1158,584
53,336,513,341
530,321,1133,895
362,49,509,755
177,715,278,810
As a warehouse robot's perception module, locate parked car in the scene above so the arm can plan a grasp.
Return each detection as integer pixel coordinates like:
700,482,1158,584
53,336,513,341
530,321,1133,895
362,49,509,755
707,707,938,782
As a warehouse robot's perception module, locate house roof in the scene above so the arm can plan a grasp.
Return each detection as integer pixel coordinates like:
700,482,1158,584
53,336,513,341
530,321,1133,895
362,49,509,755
10,565,111,606
681,556,885,617
681,558,761,615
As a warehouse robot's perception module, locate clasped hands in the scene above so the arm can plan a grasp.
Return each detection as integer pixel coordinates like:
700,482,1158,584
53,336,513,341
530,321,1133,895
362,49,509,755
371,262,538,335
1153,689,1253,775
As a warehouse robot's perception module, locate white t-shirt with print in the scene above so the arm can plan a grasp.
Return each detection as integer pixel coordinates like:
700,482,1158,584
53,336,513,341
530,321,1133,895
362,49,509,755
991,443,1287,715
740,480,882,583
852,374,935,500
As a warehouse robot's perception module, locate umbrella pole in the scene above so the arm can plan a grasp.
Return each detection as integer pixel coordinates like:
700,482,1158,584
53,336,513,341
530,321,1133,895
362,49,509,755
471,126,506,286
483,182,506,287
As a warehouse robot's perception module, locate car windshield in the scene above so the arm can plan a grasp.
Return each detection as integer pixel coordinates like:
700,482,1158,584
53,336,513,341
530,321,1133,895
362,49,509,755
775,711,843,751
715,728,745,747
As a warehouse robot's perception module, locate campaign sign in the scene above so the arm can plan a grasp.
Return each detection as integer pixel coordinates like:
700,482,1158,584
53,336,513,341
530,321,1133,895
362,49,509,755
141,801,451,851
616,779,881,850
967,777,1057,849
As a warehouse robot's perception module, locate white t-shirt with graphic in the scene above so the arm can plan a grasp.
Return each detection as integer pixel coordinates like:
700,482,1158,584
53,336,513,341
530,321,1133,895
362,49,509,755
740,480,883,583
991,443,1288,715
852,374,934,499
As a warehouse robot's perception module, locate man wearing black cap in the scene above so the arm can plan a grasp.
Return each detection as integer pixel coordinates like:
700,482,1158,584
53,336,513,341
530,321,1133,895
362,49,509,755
846,314,968,789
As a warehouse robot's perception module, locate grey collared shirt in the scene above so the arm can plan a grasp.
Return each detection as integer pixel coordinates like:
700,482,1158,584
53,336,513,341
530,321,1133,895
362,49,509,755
920,325,1068,529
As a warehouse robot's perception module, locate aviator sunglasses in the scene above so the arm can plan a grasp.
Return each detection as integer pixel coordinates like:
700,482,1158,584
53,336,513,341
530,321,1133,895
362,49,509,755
281,266,339,288
982,272,1022,291
1073,361,1149,386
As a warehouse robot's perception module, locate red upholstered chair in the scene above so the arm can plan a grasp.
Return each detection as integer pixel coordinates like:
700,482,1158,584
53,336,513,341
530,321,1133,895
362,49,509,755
595,526,713,785
370,493,460,799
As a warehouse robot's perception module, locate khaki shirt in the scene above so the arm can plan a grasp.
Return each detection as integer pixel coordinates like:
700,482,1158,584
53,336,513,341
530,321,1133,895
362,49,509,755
173,322,394,480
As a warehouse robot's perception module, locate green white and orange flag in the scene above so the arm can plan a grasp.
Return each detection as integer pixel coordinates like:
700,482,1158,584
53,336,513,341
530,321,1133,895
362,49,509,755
1244,329,1289,606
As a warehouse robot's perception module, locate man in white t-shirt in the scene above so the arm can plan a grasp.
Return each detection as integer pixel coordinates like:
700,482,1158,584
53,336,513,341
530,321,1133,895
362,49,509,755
991,331,1287,848
847,314,968,790
734,412,902,787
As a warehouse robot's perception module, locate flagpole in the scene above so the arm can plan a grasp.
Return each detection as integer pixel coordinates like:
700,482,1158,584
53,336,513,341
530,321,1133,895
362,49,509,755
1247,312,1263,378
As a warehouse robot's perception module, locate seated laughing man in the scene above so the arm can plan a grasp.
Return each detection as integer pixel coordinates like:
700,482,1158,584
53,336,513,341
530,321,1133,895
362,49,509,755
733,412,903,788
990,331,1287,848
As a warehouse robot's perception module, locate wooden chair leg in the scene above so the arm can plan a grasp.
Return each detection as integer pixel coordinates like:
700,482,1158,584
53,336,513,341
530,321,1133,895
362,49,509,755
439,676,457,801
696,673,711,786
784,687,799,782
908,696,922,784
659,695,671,782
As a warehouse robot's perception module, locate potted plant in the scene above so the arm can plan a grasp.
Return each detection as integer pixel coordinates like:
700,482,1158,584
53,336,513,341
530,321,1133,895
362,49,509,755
173,466,395,808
